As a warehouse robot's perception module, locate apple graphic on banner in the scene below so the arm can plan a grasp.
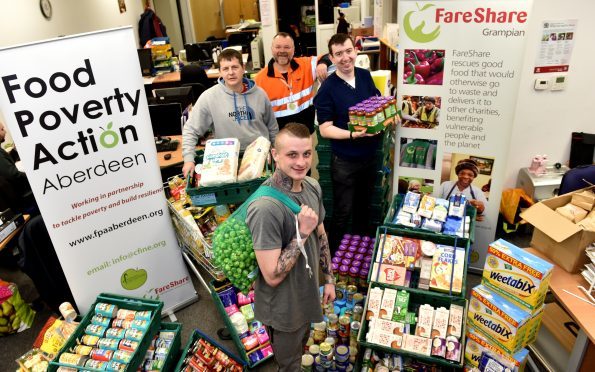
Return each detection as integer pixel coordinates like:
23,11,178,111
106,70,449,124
404,3,441,43
120,268,148,290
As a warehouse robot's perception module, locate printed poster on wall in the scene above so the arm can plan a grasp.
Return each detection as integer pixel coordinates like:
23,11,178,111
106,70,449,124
534,19,577,73
395,0,533,270
0,27,197,313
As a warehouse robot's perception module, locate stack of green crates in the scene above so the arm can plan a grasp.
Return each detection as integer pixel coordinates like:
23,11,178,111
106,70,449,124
316,127,395,230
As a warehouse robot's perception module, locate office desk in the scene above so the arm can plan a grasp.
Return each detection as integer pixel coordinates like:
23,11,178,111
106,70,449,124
158,135,185,169
146,69,221,85
0,214,30,252
157,135,204,170
526,247,595,371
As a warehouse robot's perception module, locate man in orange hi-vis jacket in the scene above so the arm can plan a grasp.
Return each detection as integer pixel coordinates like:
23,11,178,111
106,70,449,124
255,32,332,134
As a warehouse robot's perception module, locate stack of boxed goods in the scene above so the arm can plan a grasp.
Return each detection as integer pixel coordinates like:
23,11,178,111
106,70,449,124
145,37,174,74
465,239,553,371
300,281,370,370
331,234,375,293
361,285,465,366
209,281,273,368
580,245,595,301
390,191,472,239
370,232,466,296
520,186,595,273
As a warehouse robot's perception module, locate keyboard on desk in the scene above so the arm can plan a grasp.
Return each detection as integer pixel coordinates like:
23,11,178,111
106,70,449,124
155,139,179,152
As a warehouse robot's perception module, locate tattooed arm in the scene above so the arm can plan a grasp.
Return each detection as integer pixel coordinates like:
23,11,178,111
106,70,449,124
255,204,319,288
255,239,303,288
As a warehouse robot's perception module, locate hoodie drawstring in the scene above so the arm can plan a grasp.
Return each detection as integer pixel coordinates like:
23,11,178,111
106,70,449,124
232,92,240,125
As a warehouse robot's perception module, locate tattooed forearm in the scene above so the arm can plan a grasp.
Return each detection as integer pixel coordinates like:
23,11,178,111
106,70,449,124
319,233,334,283
273,238,302,279
271,169,293,192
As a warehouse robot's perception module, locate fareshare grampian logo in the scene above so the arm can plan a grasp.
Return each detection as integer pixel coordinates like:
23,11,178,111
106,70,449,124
404,3,441,43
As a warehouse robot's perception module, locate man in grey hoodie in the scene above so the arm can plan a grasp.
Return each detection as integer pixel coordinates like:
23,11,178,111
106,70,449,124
182,49,279,177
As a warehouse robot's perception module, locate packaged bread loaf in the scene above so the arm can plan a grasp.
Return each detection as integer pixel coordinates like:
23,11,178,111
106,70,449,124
200,138,240,187
237,136,270,182
571,189,595,211
555,202,588,223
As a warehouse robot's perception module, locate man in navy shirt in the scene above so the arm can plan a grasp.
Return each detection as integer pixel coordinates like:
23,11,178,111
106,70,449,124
314,33,381,252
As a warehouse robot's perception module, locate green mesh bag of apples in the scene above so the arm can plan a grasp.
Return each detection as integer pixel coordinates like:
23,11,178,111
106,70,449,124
212,186,301,294
0,280,35,336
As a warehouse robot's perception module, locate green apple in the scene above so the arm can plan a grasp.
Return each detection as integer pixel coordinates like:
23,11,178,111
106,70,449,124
120,268,148,290
404,3,441,43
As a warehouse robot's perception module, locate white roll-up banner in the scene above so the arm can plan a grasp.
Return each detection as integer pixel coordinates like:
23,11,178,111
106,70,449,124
395,0,533,270
0,27,197,313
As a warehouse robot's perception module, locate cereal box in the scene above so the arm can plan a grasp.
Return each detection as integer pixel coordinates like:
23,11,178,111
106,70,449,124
365,287,384,320
464,325,529,371
430,245,465,294
370,262,407,286
468,285,531,354
379,288,397,320
523,304,545,345
482,239,553,312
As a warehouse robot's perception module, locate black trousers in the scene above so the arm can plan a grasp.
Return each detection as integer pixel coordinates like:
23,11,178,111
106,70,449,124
329,154,378,254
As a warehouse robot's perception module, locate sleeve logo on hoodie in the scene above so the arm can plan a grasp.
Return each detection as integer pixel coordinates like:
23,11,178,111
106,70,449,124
229,105,255,123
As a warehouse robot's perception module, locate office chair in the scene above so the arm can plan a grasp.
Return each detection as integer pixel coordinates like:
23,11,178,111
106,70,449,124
182,82,208,103
558,164,595,195
180,64,210,86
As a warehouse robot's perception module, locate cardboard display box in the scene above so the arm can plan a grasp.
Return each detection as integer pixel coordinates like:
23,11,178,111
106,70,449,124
520,186,595,273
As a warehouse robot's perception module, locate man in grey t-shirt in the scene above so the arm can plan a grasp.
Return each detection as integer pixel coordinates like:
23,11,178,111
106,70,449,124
246,123,336,371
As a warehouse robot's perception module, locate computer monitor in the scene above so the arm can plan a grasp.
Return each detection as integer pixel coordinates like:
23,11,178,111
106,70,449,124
184,42,214,65
137,48,153,76
148,103,183,137
153,86,194,109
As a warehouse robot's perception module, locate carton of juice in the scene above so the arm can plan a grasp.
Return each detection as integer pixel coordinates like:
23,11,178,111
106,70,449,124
467,285,531,354
482,239,553,312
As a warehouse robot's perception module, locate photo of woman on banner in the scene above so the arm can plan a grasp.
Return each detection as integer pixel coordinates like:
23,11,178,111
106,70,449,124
437,154,491,221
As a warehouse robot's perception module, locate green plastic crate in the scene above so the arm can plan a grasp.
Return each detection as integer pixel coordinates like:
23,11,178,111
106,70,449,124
174,328,247,371
358,282,467,369
208,280,274,368
159,322,183,371
384,193,477,243
368,225,470,299
185,149,273,206
49,293,163,372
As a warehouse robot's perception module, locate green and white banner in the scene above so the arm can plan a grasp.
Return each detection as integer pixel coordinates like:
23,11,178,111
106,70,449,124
395,0,533,270
0,28,196,313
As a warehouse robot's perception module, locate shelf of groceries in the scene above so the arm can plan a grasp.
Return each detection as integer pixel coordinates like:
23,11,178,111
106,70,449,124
9,129,562,370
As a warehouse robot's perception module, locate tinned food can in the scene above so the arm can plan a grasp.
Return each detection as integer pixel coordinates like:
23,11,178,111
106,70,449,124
97,337,120,350
59,352,88,367
105,327,126,340
94,302,117,318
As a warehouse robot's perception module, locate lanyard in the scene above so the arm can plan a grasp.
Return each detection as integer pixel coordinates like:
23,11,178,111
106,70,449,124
279,72,293,96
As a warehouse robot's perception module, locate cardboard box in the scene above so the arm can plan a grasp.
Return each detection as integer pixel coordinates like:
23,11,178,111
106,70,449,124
482,239,553,313
464,325,529,371
520,186,595,273
351,26,374,37
467,285,531,354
